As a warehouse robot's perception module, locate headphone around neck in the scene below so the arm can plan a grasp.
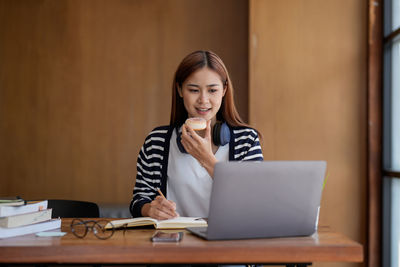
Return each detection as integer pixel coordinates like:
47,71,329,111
176,121,231,154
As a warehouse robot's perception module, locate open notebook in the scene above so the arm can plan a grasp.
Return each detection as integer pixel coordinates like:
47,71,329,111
105,217,207,230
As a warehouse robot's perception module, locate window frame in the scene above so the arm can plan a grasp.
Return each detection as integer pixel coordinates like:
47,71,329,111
381,0,400,266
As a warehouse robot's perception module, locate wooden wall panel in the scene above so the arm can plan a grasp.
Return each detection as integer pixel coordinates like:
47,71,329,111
249,1,367,267
0,0,248,204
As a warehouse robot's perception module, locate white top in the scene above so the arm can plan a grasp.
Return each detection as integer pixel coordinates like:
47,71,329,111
167,129,229,217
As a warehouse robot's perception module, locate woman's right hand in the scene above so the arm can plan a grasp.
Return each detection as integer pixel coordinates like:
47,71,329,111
141,196,179,220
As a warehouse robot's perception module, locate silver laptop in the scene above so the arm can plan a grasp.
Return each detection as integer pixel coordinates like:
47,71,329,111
187,161,326,240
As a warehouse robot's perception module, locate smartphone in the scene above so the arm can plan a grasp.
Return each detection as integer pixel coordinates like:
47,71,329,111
151,231,183,242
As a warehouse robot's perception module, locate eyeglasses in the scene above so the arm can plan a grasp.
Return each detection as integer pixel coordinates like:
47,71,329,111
70,219,115,240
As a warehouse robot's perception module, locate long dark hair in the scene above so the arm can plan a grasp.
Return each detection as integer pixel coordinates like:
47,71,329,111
170,50,253,132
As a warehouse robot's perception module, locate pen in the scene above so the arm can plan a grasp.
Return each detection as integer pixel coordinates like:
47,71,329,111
157,189,179,217
157,189,166,200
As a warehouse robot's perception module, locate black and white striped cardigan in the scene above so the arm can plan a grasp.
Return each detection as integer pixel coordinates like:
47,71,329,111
129,124,263,217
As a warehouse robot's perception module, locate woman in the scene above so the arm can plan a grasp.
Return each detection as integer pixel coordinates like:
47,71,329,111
130,50,263,219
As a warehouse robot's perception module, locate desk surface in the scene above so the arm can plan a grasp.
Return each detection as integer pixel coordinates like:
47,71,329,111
0,218,363,264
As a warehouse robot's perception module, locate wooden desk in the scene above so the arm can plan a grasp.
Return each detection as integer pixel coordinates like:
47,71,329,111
0,219,363,265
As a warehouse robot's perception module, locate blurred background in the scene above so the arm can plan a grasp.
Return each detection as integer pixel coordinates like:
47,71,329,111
0,1,368,267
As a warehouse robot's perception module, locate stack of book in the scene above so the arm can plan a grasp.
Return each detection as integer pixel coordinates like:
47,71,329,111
0,198,61,239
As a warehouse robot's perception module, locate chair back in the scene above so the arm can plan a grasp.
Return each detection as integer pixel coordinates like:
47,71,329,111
48,199,100,218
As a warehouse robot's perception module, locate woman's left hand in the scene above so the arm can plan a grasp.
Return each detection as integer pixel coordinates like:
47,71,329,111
181,120,217,177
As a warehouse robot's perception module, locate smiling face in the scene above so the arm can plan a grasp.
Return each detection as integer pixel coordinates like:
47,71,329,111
178,67,226,126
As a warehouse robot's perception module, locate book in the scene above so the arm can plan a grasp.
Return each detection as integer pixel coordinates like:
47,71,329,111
0,197,25,207
0,218,61,239
105,217,207,230
0,200,48,217
0,209,52,228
